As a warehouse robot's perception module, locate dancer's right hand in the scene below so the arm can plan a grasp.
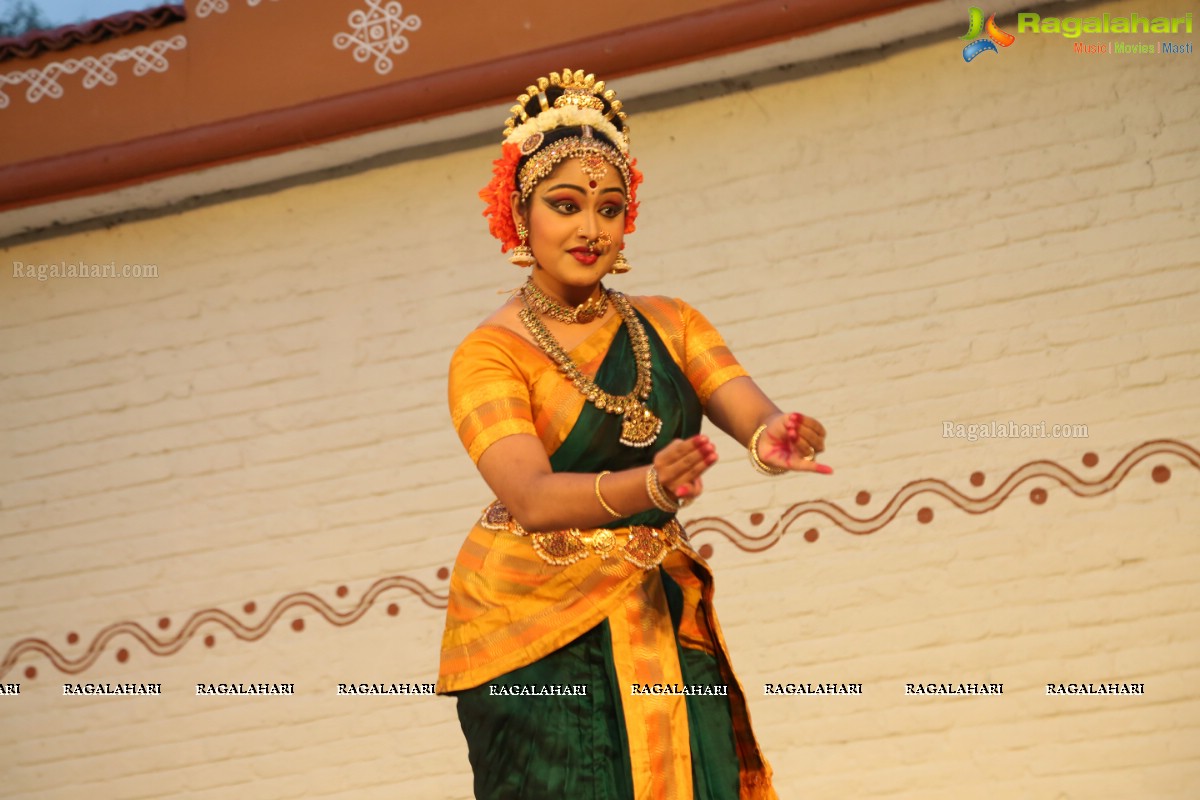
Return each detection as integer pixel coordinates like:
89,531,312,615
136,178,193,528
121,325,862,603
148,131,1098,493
653,434,718,502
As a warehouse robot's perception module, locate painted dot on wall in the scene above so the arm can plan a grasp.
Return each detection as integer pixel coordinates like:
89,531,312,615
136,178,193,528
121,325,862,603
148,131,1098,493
1152,465,1171,484
855,491,870,505
917,508,933,524
244,601,256,614
116,648,129,663
698,544,714,559
67,632,79,644
387,603,400,617
157,617,170,630
804,528,819,543
749,512,764,526
1030,488,1047,505
970,471,985,487
336,585,349,598
291,619,305,632
1082,452,1099,467
204,635,215,648
437,567,450,580
24,666,36,679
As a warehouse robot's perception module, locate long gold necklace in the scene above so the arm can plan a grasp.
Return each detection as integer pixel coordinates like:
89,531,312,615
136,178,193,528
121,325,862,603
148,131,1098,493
522,278,609,324
518,286,662,447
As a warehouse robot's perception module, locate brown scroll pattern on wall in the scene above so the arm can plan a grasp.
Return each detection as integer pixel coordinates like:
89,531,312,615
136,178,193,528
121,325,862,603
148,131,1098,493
687,439,1197,552
1,574,448,680
2,439,1194,679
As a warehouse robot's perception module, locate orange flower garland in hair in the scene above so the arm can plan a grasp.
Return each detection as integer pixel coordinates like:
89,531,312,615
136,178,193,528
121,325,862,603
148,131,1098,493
479,143,523,253
624,159,643,234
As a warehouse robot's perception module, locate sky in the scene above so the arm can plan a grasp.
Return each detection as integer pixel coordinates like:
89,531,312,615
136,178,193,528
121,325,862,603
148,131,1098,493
12,0,162,26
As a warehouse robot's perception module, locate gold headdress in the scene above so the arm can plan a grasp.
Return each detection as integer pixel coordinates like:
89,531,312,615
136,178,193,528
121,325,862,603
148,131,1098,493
502,69,629,152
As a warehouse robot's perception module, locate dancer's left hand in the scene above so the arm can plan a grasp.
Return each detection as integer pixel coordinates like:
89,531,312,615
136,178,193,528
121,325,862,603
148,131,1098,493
756,412,831,474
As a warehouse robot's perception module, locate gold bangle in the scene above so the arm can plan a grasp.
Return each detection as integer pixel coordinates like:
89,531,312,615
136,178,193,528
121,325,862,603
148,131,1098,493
749,423,788,476
594,470,624,519
645,465,680,513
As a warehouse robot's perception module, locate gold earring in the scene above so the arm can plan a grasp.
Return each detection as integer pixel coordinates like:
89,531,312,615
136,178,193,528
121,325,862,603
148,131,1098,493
610,250,631,274
509,224,535,268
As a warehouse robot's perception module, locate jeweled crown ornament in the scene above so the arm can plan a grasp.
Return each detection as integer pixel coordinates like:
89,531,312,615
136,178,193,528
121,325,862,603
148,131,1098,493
503,69,628,147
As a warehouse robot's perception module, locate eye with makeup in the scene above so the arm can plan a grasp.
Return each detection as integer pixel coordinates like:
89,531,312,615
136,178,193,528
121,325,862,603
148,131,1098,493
542,195,626,219
545,196,581,215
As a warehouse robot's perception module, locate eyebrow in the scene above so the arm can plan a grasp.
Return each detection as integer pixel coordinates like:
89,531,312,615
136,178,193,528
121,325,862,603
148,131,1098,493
544,183,626,197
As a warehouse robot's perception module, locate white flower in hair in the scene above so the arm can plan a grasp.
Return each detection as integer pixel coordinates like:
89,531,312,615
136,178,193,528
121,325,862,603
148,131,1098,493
504,107,629,155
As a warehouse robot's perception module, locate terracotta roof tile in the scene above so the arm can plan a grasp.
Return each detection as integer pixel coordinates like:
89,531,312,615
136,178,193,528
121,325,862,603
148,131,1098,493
0,3,185,62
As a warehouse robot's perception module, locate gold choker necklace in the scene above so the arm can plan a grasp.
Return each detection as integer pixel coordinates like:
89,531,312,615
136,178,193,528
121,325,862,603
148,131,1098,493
522,278,609,324
518,287,662,447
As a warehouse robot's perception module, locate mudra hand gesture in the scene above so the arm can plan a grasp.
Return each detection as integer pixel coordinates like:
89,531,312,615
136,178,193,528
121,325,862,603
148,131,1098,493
652,434,718,504
752,412,831,475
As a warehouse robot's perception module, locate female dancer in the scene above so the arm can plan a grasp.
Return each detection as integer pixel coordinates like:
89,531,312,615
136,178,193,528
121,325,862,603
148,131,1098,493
437,68,830,799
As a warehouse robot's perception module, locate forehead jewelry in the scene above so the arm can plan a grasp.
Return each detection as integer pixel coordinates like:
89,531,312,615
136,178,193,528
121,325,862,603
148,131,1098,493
517,135,628,203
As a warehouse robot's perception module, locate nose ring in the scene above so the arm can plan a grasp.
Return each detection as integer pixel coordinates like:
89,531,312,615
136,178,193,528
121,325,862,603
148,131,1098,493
587,232,613,254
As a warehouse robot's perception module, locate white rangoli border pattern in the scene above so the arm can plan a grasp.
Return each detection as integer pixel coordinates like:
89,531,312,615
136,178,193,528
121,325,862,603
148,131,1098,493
195,0,280,19
0,35,187,110
333,1,421,76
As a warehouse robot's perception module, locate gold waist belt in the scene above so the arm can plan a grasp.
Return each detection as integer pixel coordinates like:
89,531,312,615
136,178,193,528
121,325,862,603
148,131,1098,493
478,500,685,570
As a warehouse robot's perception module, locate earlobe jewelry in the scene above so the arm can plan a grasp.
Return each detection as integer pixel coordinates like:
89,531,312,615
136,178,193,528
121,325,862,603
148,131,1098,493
509,223,536,267
610,248,631,274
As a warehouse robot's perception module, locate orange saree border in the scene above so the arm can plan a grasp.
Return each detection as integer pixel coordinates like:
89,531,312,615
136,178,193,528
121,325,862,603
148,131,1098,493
608,569,694,799
662,550,779,800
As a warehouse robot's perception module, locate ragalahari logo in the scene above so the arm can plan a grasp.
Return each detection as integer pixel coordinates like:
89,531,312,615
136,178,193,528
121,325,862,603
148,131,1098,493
961,8,1016,62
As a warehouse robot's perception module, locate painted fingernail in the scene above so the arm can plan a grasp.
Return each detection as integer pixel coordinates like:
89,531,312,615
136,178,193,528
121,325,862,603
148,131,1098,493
676,486,690,497
815,464,833,475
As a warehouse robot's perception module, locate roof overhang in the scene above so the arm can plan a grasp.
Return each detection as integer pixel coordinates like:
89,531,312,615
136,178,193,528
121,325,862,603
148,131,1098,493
0,0,1064,242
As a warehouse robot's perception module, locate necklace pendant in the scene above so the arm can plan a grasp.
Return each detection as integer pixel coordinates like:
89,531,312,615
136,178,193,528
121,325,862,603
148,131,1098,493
573,296,601,324
619,402,662,448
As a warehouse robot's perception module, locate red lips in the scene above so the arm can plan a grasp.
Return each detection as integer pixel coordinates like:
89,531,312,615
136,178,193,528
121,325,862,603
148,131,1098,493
569,248,598,265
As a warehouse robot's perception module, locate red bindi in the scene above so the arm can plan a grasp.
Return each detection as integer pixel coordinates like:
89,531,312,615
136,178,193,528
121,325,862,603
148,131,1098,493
588,180,597,189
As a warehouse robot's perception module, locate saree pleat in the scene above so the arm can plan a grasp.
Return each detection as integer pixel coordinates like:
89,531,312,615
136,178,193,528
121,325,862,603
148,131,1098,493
441,298,776,799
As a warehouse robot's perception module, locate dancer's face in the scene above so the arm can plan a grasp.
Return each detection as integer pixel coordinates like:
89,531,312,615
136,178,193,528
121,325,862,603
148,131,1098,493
513,157,626,299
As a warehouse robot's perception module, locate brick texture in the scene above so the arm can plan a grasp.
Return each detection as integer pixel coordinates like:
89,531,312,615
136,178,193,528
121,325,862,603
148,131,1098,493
1,1,1197,797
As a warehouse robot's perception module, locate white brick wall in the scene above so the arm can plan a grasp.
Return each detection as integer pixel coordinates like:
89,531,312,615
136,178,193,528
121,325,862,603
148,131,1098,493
2,1,1197,796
